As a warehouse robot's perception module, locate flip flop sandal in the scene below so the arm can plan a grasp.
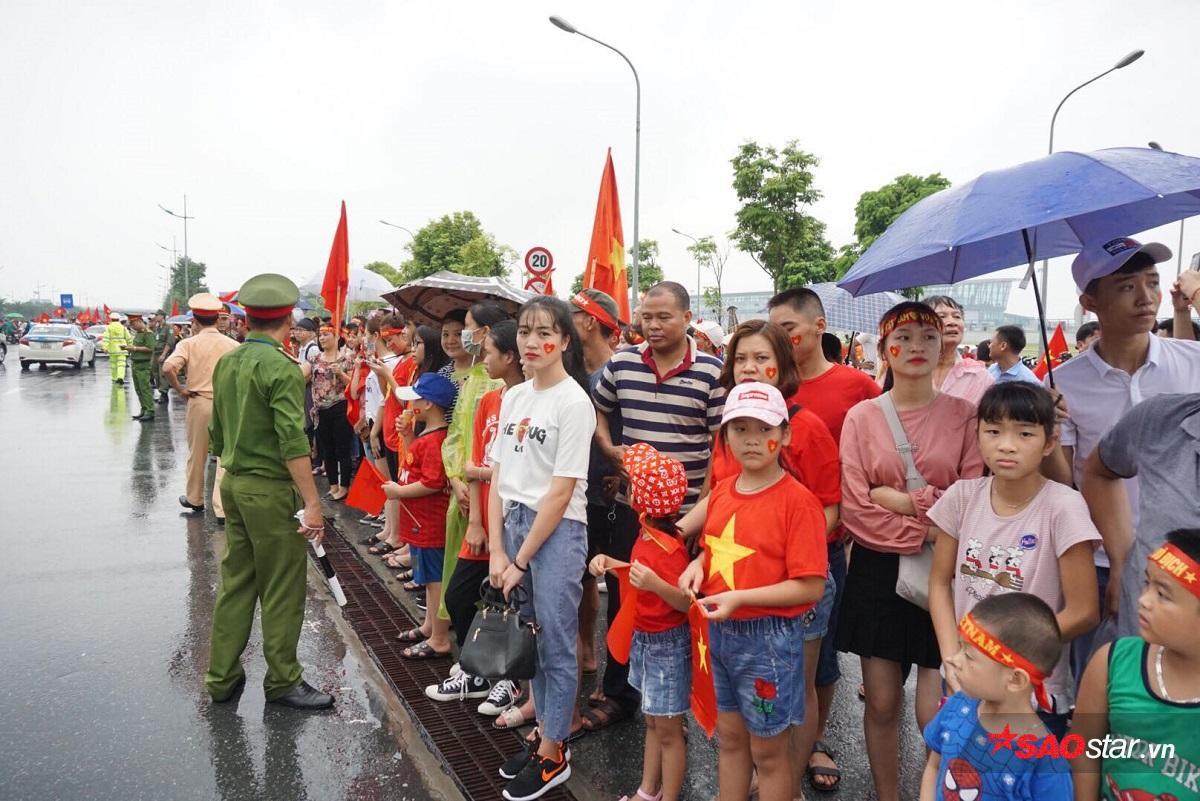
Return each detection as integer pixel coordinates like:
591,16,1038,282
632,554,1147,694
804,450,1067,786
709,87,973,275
393,569,414,582
403,580,424,592
368,542,398,556
807,740,842,792
396,627,427,643
492,705,530,730
401,640,450,660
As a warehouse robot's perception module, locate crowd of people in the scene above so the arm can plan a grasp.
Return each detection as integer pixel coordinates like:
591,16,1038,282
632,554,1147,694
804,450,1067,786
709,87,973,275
153,237,1200,801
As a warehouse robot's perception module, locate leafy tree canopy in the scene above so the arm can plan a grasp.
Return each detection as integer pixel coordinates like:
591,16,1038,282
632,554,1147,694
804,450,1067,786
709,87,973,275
731,140,836,291
397,211,516,284
163,257,209,310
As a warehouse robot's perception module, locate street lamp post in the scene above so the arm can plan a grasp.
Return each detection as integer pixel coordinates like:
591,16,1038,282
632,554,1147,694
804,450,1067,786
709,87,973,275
158,196,194,297
1148,141,1185,276
1042,49,1145,295
671,228,701,316
550,15,641,311
379,220,415,239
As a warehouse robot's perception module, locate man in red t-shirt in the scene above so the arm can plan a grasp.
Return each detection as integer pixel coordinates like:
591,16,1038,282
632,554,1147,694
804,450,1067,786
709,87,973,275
767,287,881,791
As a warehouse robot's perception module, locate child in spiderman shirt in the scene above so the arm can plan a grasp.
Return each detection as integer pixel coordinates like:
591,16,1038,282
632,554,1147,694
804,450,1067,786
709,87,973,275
590,443,693,801
921,592,1072,801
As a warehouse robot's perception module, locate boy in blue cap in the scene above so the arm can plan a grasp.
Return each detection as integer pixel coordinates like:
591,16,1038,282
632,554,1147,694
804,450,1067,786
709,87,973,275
385,372,456,660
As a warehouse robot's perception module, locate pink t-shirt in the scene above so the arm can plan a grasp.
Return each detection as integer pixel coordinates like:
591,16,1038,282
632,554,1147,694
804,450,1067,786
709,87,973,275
937,355,994,408
928,477,1101,701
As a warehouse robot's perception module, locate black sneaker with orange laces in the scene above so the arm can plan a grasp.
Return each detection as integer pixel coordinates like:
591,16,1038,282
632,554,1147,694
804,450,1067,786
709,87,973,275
502,745,571,801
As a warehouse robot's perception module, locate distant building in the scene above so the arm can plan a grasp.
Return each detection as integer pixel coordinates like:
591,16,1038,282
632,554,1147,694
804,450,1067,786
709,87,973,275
921,278,1037,333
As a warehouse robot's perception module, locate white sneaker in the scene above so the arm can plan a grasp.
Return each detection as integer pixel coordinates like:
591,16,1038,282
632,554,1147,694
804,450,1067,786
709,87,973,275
449,661,463,677
425,671,490,702
477,680,521,716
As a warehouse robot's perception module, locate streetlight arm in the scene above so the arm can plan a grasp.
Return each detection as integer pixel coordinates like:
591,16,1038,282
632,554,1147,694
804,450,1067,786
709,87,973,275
576,31,641,101
1049,67,1117,153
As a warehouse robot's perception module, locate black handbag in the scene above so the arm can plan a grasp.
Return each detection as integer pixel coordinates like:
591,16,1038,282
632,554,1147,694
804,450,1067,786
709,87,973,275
458,581,539,681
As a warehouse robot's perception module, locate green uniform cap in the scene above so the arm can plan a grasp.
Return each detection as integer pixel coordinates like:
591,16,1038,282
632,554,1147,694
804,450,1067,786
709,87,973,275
238,273,300,318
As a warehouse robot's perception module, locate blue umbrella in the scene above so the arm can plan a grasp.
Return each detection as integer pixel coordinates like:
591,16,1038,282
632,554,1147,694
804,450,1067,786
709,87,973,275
838,146,1200,381
223,301,245,317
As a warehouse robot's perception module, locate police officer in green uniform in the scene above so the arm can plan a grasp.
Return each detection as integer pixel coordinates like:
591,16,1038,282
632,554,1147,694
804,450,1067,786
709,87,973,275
152,310,176,402
204,273,334,710
126,314,157,421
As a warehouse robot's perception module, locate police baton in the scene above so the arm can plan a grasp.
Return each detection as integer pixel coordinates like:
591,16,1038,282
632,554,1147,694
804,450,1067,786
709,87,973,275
296,513,348,607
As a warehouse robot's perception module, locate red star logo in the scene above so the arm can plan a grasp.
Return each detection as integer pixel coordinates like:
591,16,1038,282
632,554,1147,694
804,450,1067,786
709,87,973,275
988,723,1017,754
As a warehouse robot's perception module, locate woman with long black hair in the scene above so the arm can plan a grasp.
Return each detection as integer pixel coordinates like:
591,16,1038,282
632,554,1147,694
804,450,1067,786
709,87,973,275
488,296,594,800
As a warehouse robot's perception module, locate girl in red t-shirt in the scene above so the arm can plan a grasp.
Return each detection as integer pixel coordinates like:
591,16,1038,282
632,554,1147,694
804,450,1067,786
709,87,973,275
589,444,693,801
679,382,828,801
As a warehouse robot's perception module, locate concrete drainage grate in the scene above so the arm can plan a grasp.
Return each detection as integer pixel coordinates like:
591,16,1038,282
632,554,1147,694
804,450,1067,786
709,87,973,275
312,519,578,801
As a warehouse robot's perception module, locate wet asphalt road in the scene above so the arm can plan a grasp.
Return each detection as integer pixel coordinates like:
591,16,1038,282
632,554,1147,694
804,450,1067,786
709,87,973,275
0,360,438,801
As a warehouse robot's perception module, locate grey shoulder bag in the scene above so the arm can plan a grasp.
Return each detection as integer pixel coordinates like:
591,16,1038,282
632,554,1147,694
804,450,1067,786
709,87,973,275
878,394,934,610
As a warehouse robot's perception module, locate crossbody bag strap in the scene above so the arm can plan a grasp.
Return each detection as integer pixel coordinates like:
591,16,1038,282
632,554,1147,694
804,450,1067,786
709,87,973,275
877,394,927,492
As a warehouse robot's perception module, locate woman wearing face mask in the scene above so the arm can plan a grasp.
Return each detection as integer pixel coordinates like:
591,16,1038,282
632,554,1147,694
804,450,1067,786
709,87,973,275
436,302,509,622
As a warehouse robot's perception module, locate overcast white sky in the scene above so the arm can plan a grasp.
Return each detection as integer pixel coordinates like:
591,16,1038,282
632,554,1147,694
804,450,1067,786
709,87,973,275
2,0,1197,319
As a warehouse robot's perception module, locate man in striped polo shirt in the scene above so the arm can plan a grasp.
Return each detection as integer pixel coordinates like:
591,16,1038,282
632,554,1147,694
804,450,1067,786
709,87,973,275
585,281,725,731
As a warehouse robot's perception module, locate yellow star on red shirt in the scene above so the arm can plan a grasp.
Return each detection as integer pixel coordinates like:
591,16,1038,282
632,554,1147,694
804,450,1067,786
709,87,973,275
704,514,756,590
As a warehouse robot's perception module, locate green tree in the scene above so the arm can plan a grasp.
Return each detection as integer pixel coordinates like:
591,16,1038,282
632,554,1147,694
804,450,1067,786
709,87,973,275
834,173,951,299
731,140,836,291
686,236,729,323
162,256,209,310
701,287,724,324
568,238,663,298
364,260,402,286
398,211,515,283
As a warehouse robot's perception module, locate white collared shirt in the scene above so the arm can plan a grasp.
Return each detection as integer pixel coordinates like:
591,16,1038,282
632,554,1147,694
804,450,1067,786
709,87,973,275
1048,334,1200,566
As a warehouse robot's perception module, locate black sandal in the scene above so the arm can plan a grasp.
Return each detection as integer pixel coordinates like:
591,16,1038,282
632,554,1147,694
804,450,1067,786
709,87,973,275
368,541,398,556
807,740,842,792
580,697,633,732
396,627,427,643
401,640,450,660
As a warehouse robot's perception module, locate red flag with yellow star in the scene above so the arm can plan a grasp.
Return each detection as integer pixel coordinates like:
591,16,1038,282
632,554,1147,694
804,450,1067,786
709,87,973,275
583,149,630,323
689,601,718,737
605,564,637,664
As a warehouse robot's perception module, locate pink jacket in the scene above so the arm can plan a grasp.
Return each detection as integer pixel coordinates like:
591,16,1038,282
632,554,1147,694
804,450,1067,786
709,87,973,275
839,393,984,554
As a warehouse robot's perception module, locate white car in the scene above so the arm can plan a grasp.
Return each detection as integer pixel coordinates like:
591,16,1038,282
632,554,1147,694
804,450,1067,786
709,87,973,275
19,323,97,370
85,324,109,356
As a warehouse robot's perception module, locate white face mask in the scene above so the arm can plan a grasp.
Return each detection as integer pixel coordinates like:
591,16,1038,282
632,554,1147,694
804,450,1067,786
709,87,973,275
461,328,483,355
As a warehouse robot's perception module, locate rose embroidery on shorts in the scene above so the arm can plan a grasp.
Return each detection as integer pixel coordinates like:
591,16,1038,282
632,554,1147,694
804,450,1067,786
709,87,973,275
752,678,776,718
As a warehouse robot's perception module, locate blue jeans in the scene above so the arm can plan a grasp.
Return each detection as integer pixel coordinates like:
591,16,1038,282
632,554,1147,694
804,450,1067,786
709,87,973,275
502,503,587,743
710,615,806,738
628,624,691,717
816,541,847,687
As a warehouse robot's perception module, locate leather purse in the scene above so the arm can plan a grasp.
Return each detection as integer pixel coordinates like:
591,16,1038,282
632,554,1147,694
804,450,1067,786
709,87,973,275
459,581,539,681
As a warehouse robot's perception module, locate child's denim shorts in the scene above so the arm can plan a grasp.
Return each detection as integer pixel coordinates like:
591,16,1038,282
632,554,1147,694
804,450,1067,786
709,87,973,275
800,572,836,642
628,623,692,717
709,614,805,738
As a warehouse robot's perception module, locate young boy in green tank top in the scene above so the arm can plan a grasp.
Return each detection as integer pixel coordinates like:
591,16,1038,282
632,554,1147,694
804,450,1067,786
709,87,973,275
1072,528,1200,801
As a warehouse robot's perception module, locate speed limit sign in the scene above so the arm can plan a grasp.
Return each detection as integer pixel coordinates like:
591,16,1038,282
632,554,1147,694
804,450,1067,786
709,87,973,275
525,246,553,276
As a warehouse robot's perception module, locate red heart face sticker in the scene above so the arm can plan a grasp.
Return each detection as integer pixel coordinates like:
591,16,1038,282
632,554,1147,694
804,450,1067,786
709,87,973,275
542,343,555,354
888,345,902,359
767,439,779,453
765,366,778,380
790,334,802,346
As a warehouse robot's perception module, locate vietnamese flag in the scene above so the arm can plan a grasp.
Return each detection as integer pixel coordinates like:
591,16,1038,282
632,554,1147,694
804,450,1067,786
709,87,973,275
583,149,630,323
171,299,180,316
1033,322,1069,381
689,602,718,737
605,563,637,664
344,361,371,426
218,290,238,303
345,458,386,515
321,201,350,334
102,304,110,320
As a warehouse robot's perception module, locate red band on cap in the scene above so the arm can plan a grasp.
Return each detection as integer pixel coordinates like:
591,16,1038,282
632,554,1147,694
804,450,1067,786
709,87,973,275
245,304,295,319
571,292,620,332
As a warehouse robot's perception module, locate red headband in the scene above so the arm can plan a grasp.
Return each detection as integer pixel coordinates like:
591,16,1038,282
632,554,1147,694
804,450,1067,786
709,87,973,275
879,307,942,340
572,292,621,332
381,327,405,337
959,612,1052,711
319,326,335,334
1148,544,1200,599
244,304,295,319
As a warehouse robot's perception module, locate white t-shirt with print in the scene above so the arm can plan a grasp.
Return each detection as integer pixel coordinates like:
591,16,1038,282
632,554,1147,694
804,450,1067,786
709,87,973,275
928,477,1101,704
490,376,596,524
364,352,399,421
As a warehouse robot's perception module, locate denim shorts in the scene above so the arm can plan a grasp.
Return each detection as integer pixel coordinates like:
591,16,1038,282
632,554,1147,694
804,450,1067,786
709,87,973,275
800,571,835,642
410,545,445,585
628,624,691,717
709,615,806,738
